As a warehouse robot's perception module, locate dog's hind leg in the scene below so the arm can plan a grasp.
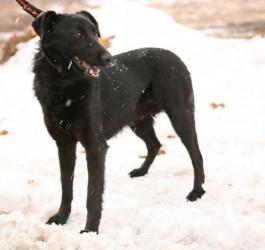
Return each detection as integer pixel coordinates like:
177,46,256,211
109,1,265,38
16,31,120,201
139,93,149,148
165,107,205,201
129,116,161,178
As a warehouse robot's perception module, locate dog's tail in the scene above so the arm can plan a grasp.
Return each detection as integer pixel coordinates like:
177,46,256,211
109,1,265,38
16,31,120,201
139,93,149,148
15,0,44,18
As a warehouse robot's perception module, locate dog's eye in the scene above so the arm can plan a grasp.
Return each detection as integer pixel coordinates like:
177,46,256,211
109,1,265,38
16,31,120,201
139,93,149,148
73,32,84,39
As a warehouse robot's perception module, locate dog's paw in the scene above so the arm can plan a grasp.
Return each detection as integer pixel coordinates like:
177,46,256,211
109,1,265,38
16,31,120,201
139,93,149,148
186,187,205,202
129,168,148,178
80,228,98,234
46,212,69,225
80,229,90,234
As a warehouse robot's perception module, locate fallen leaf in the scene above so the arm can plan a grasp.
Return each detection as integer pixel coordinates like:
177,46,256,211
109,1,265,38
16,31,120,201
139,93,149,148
0,130,8,136
27,179,35,185
99,36,115,49
209,102,226,109
139,148,166,159
158,148,166,155
167,134,176,139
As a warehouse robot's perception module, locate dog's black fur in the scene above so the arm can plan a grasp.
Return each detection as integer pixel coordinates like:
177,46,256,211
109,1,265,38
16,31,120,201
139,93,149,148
32,10,205,233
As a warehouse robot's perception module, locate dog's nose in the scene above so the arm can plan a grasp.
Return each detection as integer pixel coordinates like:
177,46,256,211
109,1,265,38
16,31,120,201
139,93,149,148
100,52,112,66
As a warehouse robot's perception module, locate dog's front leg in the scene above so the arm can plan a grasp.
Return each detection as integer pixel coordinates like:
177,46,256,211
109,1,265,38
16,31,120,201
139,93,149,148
80,132,107,234
47,139,77,225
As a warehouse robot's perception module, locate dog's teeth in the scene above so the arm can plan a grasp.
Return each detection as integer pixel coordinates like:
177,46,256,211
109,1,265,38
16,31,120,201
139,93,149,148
68,60,73,70
73,58,100,78
74,57,82,64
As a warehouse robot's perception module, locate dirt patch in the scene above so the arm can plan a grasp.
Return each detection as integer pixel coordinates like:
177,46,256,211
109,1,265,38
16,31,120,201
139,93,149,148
0,0,264,63
151,0,265,39
2,0,264,37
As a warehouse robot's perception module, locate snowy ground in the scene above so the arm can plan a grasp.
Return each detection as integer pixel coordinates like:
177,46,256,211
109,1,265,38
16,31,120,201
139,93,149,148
0,2,265,250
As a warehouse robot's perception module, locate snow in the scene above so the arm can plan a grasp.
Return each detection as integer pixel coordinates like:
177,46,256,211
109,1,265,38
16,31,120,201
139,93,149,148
0,2,265,250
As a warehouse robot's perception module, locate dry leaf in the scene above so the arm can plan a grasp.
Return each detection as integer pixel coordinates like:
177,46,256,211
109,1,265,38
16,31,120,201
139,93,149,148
157,148,166,155
139,148,166,159
209,102,226,109
27,179,35,185
0,130,9,136
99,36,115,49
167,134,176,139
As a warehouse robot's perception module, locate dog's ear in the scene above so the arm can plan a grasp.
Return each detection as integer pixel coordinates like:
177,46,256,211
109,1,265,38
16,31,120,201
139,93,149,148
32,11,58,37
77,11,101,38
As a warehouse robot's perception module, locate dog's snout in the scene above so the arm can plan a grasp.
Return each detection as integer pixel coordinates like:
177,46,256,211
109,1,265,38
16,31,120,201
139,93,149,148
100,52,112,66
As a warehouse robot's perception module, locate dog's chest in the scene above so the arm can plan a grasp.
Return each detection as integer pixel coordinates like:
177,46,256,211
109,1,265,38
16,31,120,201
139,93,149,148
50,94,88,122
36,83,89,133
41,94,91,142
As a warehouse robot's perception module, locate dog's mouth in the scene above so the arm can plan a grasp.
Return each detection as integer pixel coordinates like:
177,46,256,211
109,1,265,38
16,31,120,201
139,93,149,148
73,56,100,78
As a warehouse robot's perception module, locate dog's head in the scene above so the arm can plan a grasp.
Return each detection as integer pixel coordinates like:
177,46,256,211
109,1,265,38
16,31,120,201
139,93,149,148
32,11,111,78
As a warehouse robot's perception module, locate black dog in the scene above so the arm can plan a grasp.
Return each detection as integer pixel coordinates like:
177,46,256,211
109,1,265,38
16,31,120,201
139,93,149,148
32,10,205,233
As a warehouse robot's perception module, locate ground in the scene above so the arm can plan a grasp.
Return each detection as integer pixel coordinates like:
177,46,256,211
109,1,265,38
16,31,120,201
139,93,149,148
151,0,265,38
0,2,265,250
1,0,265,62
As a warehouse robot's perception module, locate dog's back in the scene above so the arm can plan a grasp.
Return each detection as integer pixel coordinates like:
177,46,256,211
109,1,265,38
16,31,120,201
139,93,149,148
97,48,193,138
